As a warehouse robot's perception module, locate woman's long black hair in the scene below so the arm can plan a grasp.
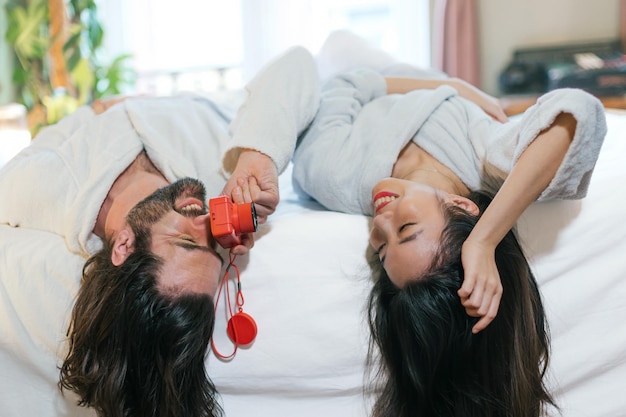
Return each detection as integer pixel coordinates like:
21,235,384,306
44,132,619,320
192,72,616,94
367,191,555,417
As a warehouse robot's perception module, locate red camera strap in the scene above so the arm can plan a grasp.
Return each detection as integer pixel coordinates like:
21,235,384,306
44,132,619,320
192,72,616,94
211,253,258,360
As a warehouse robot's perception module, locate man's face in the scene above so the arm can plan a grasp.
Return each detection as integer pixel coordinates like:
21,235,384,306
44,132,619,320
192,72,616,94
126,178,224,296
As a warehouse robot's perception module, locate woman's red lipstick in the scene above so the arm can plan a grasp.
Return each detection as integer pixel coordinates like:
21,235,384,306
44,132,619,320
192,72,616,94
373,191,397,213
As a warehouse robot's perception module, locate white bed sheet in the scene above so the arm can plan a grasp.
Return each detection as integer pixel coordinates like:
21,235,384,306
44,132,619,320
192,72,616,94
1,112,625,416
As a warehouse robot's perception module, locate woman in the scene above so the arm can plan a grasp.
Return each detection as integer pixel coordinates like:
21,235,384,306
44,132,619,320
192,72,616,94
292,48,607,416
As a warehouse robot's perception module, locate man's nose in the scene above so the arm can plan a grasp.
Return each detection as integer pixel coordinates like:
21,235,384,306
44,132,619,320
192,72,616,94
191,213,211,234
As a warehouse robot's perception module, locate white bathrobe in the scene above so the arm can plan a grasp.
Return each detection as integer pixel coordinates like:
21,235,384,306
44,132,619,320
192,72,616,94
0,46,320,257
293,67,608,216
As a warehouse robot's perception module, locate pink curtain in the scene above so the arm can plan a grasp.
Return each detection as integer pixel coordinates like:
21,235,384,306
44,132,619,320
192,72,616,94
432,0,480,86
621,0,626,52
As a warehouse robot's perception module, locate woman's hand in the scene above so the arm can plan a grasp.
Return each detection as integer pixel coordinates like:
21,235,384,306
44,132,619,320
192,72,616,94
458,237,503,334
450,78,508,123
385,76,508,123
221,149,279,255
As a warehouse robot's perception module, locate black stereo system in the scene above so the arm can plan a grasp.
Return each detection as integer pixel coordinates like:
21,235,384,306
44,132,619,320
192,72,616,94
499,39,626,96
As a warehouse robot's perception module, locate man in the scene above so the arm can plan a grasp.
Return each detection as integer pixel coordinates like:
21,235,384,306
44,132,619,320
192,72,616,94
0,47,320,417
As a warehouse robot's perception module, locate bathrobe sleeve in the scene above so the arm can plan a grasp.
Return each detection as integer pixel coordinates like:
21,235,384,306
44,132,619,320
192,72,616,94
222,46,321,175
500,88,607,201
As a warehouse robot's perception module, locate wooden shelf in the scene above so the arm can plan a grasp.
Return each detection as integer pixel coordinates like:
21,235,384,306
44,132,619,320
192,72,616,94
500,93,626,116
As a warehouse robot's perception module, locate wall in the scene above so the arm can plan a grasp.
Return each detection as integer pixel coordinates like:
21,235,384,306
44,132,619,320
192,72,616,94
478,0,622,95
0,0,13,105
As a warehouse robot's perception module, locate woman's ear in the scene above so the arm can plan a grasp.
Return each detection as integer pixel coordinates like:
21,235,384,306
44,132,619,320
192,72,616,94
447,195,480,216
111,229,135,266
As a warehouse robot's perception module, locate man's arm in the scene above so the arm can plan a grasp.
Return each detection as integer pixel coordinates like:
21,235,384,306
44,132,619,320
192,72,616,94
220,47,320,254
223,46,320,177
459,112,577,333
91,96,131,114
226,149,279,224
222,149,278,255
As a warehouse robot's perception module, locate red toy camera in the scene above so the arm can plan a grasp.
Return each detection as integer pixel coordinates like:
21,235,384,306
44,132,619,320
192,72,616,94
209,196,257,248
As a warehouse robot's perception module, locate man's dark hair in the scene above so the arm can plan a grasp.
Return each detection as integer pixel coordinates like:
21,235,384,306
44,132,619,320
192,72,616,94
59,233,222,417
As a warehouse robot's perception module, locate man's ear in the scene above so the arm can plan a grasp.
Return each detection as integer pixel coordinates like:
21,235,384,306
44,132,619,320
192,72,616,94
111,229,135,266
447,195,480,216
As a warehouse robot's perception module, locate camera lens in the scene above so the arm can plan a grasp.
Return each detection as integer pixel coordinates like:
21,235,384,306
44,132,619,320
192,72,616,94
237,202,257,234
250,203,258,231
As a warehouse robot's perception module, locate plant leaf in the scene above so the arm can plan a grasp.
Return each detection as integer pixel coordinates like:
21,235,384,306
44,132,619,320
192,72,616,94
71,58,95,104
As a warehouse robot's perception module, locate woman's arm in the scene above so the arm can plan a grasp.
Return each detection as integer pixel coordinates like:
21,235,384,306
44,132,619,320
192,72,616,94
385,77,508,122
459,112,577,333
292,68,388,215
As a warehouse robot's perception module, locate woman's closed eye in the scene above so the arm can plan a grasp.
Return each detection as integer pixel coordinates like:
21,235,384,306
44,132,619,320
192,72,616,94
376,243,387,263
373,224,416,262
399,222,416,233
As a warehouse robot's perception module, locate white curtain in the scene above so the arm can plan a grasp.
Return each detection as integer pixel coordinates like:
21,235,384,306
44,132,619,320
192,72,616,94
97,0,243,72
97,0,431,90
240,0,431,82
239,0,316,81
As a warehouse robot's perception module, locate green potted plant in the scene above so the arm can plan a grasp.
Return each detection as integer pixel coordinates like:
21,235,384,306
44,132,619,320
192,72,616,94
4,0,135,134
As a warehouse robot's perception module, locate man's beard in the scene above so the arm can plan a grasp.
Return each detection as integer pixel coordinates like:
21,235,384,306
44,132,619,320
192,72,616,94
125,177,207,243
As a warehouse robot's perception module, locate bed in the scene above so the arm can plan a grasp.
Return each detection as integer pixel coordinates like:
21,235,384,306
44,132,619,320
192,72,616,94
1,32,626,417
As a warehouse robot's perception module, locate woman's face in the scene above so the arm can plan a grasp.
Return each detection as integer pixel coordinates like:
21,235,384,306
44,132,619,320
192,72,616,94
369,178,447,288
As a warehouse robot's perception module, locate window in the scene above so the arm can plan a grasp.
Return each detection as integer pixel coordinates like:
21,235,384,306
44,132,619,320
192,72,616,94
97,0,430,95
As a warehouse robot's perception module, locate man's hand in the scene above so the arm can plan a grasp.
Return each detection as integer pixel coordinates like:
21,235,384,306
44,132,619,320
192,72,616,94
221,149,279,255
458,237,503,334
91,96,131,114
224,149,279,224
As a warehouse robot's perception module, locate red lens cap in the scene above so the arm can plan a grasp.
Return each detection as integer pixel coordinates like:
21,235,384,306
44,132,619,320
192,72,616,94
227,311,257,346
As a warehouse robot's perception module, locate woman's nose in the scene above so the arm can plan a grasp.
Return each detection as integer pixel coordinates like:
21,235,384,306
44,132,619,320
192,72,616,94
372,210,392,231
